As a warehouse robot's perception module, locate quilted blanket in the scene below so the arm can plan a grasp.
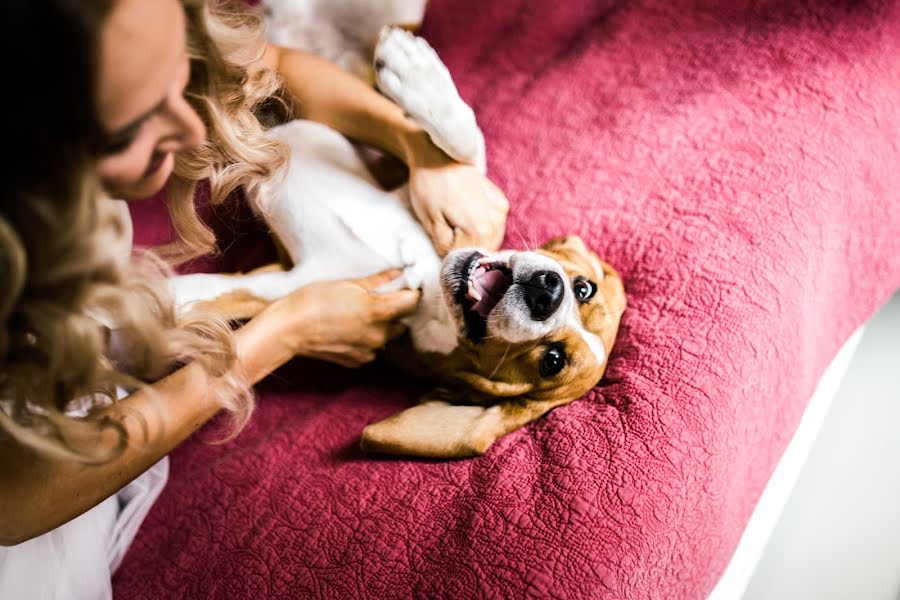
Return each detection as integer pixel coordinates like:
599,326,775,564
115,0,900,597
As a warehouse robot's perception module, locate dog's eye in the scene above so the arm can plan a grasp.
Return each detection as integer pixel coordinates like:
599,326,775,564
539,344,567,377
573,276,597,303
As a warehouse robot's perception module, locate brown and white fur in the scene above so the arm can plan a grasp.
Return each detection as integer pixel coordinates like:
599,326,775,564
171,19,626,458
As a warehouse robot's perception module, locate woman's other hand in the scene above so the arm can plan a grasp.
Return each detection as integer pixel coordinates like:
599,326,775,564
266,269,420,368
406,140,508,257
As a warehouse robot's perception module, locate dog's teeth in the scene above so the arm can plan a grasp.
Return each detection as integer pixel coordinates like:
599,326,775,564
468,282,482,301
477,256,492,265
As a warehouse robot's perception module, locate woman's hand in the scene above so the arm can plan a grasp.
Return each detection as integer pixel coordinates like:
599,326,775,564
266,269,421,368
406,141,509,257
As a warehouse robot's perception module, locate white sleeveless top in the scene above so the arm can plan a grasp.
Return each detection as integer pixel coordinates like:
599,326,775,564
0,458,169,599
0,201,169,599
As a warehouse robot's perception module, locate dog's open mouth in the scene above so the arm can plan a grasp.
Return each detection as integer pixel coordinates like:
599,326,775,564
452,251,514,342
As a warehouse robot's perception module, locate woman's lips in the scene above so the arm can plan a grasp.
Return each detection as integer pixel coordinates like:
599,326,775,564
143,152,170,178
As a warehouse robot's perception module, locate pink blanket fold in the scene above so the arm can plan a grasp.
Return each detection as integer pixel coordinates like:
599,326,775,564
115,1,900,597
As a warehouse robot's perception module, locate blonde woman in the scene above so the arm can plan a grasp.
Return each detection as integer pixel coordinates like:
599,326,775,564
0,0,507,597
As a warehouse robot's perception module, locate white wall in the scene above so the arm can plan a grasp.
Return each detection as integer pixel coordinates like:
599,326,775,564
745,292,900,600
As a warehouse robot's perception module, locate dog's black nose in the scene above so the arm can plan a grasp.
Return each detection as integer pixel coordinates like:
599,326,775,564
522,270,564,321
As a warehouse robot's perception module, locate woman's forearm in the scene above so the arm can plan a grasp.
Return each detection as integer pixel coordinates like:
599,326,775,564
266,44,440,166
0,305,292,546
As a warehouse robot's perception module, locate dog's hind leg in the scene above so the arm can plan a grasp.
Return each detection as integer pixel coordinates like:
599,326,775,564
374,27,486,173
169,262,329,317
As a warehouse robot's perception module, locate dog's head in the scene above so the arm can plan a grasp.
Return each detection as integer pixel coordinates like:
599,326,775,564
362,235,626,458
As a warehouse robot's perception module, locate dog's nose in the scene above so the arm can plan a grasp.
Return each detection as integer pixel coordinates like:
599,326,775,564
522,270,564,321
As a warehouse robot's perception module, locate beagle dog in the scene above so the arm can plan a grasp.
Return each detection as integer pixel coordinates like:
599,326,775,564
172,23,626,458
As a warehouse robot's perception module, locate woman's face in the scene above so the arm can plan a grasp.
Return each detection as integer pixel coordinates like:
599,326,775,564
95,0,206,200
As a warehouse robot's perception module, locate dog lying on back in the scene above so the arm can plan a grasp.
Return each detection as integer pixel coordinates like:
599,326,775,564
172,24,626,458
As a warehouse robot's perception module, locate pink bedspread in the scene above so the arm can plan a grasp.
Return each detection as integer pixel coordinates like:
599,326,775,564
115,1,900,597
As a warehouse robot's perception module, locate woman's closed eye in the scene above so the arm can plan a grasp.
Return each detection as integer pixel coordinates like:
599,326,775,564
97,121,144,155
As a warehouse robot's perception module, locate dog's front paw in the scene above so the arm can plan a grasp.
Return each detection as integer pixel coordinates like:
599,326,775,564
375,265,425,295
375,27,484,168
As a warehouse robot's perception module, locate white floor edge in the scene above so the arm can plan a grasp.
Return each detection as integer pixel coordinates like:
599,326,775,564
706,326,867,600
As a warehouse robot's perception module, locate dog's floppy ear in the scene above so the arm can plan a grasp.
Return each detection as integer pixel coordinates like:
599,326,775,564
360,388,563,458
453,372,532,398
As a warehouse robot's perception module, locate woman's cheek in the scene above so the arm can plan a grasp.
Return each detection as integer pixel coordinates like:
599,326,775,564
134,152,175,198
96,146,156,196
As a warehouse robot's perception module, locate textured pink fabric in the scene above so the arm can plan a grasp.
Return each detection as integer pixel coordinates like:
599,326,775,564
115,1,900,597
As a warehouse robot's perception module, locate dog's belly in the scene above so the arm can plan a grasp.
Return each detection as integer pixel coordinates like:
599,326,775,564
172,119,456,353
257,120,456,354
260,120,434,278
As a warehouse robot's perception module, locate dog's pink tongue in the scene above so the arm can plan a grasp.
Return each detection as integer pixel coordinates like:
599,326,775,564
471,267,510,317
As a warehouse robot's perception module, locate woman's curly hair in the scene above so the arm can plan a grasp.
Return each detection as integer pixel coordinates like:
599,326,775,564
0,0,287,463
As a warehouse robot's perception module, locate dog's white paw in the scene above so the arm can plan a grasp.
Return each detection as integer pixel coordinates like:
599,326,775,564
375,238,432,294
375,27,485,170
375,266,425,294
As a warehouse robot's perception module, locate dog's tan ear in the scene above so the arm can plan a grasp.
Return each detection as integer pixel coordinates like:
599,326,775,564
453,372,533,398
360,388,562,459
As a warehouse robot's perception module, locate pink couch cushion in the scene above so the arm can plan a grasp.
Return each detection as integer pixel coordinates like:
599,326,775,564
115,0,900,597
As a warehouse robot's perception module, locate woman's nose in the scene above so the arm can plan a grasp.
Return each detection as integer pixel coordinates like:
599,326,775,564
157,92,206,154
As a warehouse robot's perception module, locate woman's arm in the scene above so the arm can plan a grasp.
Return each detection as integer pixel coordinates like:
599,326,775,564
263,44,430,168
0,302,289,546
0,270,418,545
263,45,508,255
